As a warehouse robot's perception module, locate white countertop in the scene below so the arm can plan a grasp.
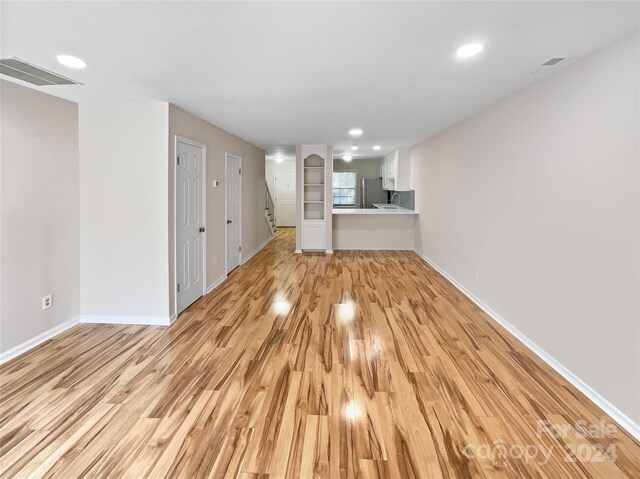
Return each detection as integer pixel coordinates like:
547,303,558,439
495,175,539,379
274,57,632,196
332,206,417,215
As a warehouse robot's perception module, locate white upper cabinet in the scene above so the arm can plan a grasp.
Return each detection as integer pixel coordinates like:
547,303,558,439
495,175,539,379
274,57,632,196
380,148,411,191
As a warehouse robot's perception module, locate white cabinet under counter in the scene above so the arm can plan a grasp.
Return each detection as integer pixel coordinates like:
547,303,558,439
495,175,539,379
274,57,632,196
332,208,417,250
302,221,326,250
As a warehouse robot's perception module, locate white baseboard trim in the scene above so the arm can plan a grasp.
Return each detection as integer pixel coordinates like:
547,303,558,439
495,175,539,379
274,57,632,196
413,248,640,441
294,249,302,254
80,315,172,326
241,234,274,265
325,249,333,254
0,316,80,365
206,275,228,294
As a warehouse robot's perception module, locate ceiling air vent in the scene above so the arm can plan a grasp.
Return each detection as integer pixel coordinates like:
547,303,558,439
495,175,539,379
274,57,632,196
542,57,566,66
0,57,82,86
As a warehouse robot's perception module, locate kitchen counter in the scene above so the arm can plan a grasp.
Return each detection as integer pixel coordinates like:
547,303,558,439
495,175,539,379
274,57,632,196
332,207,417,250
332,206,417,215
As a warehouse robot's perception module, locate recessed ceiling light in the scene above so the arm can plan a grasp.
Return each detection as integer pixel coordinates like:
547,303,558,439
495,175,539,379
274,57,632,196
373,145,381,150
56,54,86,69
348,128,363,137
275,157,284,163
351,145,358,151
456,43,484,59
343,155,353,162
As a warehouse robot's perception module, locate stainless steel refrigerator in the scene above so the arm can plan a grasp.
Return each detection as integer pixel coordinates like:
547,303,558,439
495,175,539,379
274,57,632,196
361,178,387,208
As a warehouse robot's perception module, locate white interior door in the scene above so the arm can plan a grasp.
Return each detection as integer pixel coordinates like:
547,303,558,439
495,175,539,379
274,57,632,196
275,171,296,227
226,154,241,273
176,139,205,314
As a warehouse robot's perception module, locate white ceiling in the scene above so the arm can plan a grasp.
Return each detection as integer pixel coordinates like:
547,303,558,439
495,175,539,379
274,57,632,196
2,2,638,160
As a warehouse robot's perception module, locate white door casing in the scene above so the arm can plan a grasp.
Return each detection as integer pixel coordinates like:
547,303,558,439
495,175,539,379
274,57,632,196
176,138,206,314
275,171,296,227
226,153,241,273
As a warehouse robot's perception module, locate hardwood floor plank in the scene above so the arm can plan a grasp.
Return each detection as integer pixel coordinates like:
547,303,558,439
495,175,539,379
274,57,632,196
0,228,638,478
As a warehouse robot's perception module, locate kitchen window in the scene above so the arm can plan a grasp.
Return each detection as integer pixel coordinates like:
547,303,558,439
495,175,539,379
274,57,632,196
333,171,357,206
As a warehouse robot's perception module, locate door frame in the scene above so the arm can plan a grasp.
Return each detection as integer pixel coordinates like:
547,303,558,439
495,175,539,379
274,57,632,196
225,152,242,274
174,135,207,317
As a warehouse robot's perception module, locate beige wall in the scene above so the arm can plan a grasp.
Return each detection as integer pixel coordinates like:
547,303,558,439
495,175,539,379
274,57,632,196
1,93,268,347
411,32,639,423
168,104,270,315
333,158,381,208
79,103,170,322
1,80,80,353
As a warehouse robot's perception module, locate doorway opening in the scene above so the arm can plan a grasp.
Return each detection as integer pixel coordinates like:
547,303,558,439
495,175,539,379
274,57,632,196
274,165,296,227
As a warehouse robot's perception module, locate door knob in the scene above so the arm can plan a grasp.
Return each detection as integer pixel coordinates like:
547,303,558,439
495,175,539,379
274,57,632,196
199,227,205,233
227,219,232,224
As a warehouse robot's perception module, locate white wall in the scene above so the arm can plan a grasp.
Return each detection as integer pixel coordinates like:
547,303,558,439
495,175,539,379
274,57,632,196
79,103,170,323
1,80,80,353
412,32,639,424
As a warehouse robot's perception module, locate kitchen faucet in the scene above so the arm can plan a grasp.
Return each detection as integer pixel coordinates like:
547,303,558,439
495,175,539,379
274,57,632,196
390,192,400,205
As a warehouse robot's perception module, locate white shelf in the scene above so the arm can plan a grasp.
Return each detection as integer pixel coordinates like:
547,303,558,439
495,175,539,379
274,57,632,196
302,151,327,246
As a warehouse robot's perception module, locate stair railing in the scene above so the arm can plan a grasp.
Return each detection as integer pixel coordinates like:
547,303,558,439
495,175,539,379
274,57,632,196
265,180,276,232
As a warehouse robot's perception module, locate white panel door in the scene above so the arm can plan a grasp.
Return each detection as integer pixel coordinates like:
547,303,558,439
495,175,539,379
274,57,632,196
226,154,241,273
275,171,296,227
176,140,205,314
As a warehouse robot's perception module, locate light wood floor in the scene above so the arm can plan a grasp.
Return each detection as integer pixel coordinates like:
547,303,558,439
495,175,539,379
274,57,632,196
1,228,638,478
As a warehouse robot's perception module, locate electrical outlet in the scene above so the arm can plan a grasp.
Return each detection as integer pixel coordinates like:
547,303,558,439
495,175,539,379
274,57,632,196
475,270,479,280
213,257,218,266
42,294,52,310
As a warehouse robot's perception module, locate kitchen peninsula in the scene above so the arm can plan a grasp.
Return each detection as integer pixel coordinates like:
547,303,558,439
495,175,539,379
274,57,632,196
332,205,417,250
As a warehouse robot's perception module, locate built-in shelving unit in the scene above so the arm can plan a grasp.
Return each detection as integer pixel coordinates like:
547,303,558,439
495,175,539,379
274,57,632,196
298,147,331,252
303,155,325,221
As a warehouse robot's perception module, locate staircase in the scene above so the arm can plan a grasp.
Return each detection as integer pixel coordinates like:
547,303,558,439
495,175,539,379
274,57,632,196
265,181,276,236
